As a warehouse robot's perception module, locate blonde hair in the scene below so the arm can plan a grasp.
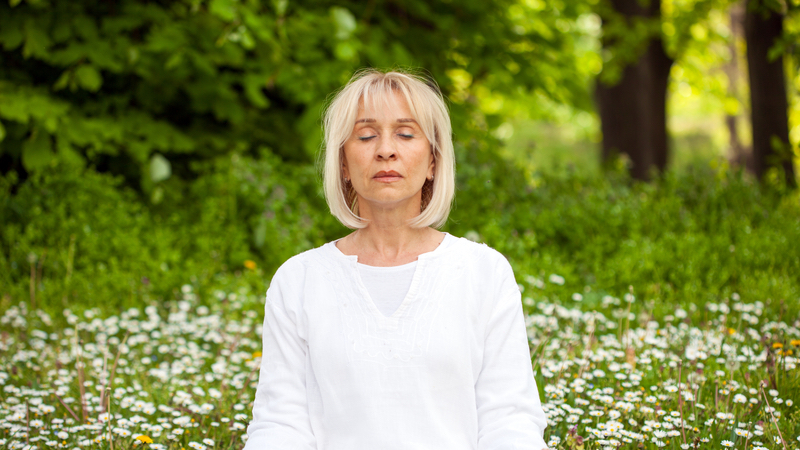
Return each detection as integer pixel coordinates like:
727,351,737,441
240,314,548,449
321,69,455,229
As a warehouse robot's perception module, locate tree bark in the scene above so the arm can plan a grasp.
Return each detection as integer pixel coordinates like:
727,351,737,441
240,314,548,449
596,0,674,181
744,0,796,187
725,1,751,170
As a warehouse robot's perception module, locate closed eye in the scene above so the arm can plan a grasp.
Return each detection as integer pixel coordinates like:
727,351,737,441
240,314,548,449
358,136,376,141
398,134,414,139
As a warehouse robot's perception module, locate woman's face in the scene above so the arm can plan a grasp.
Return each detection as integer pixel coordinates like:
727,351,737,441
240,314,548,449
342,92,434,214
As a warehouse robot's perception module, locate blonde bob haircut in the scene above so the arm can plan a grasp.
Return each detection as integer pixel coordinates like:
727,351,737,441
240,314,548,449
322,69,455,229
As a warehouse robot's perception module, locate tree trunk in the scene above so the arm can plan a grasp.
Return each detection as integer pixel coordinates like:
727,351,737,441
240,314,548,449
596,0,674,181
744,0,796,187
725,1,751,170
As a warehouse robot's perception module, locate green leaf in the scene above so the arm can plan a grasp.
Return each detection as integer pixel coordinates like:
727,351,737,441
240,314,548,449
0,120,5,142
22,17,51,58
0,17,24,50
149,153,172,182
209,0,237,21
254,215,267,248
273,0,288,16
330,6,356,40
53,70,71,91
21,129,55,171
75,65,102,92
334,41,356,61
240,28,255,50
9,0,22,7
244,74,270,109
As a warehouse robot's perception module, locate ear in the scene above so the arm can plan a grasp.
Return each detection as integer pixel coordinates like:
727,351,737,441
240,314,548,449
342,157,350,180
427,149,435,179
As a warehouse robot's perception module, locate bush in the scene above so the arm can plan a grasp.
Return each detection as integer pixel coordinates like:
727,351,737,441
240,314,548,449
0,150,346,316
2,147,798,323
448,157,800,320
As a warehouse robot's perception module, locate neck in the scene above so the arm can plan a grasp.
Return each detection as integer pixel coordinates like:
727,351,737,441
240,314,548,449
352,224,432,261
355,193,425,255
341,196,442,265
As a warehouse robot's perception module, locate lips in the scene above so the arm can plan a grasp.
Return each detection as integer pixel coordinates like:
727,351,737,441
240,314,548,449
374,170,401,178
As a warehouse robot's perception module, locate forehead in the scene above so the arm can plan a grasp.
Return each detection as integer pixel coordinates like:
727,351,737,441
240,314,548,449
356,88,416,121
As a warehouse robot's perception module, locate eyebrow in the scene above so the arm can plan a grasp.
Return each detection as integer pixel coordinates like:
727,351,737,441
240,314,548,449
354,118,418,124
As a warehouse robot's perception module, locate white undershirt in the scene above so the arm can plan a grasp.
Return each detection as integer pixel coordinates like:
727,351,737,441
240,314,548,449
357,233,454,317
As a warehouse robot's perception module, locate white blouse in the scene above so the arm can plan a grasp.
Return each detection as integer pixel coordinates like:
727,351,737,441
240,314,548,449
245,234,548,450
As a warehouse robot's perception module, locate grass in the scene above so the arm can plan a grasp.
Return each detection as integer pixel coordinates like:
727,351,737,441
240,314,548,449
0,272,798,449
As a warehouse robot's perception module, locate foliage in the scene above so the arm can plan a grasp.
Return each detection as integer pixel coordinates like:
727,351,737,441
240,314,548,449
0,151,343,313
446,150,800,321
0,0,595,195
3,133,798,324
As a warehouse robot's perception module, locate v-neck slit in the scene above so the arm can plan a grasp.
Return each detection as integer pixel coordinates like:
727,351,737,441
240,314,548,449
354,257,426,320
327,233,454,321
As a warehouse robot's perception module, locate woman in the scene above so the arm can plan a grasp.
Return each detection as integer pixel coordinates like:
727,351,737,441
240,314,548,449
244,69,548,450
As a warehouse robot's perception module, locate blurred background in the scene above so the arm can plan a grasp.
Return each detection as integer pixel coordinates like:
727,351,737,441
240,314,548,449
1,0,799,319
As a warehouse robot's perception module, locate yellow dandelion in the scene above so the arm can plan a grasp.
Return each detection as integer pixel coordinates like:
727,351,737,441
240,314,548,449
252,351,262,358
727,328,736,335
790,339,800,346
244,260,257,270
772,343,784,349
135,435,154,444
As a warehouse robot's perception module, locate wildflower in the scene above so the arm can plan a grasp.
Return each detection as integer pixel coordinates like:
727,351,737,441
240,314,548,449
135,436,154,444
721,440,734,447
244,260,257,270
202,439,214,446
548,274,565,285
772,342,783,349
114,427,132,437
790,339,800,346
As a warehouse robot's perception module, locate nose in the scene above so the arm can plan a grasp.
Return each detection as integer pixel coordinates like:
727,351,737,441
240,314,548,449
375,137,396,160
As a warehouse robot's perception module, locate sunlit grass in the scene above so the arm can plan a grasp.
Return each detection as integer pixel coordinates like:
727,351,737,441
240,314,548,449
1,280,798,449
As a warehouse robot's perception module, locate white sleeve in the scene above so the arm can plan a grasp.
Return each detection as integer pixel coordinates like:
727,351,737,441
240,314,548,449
475,262,548,450
244,267,317,450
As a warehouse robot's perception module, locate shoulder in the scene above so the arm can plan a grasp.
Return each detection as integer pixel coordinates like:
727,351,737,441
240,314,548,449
447,236,513,271
441,236,517,290
270,244,335,283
